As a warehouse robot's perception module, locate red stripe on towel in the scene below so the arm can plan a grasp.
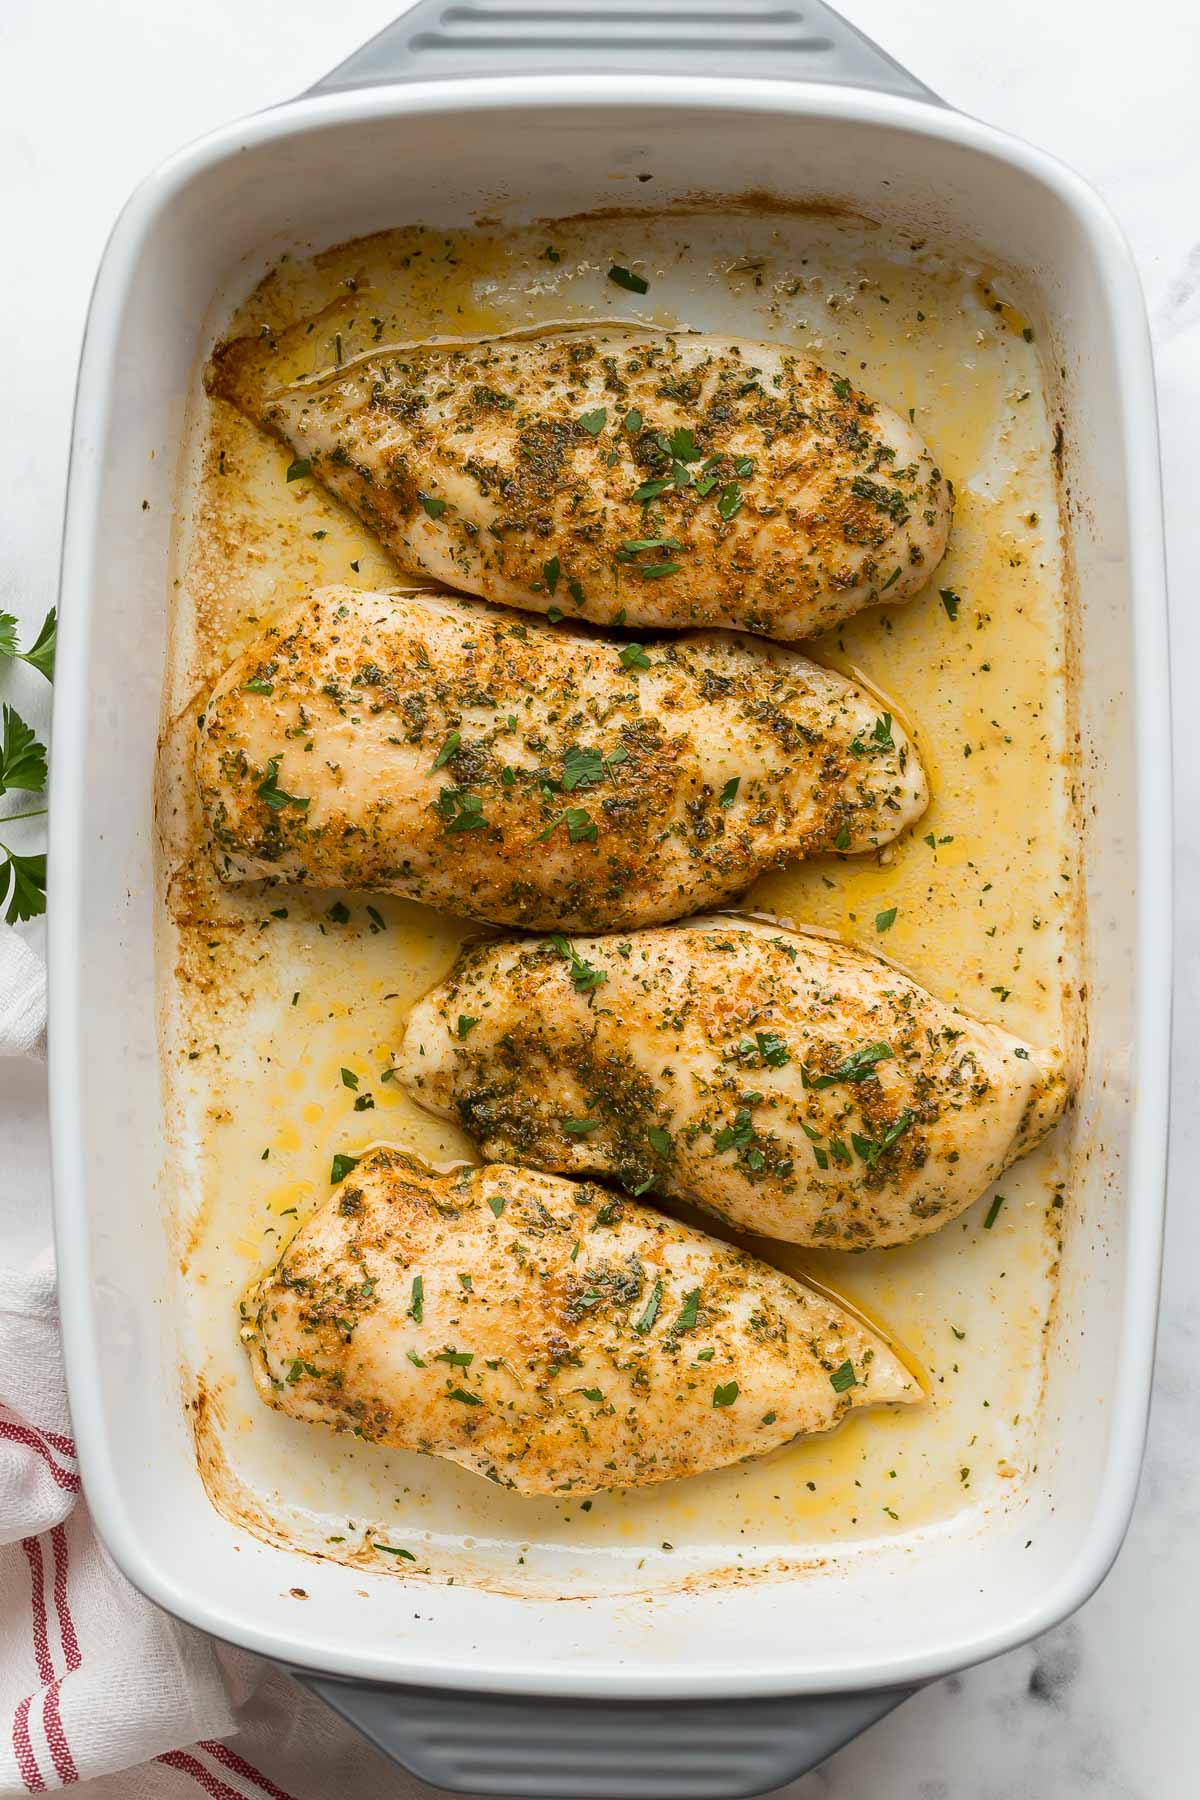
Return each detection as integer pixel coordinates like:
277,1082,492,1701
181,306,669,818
0,1421,81,1492
201,1740,301,1800
157,1749,250,1799
19,1539,53,1685
49,1525,81,1671
41,1680,78,1786
11,1693,45,1793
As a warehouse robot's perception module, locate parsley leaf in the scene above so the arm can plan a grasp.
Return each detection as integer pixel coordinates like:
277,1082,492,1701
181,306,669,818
285,458,311,482
608,265,649,294
0,609,56,682
618,643,651,670
431,730,460,771
420,494,447,519
0,707,48,796
940,587,961,620
579,408,607,435
562,745,606,791
329,1152,359,1183
0,845,46,924
718,776,740,808
713,1381,739,1408
875,907,898,933
802,1042,894,1090
550,934,607,993
256,755,309,812
830,1360,857,1394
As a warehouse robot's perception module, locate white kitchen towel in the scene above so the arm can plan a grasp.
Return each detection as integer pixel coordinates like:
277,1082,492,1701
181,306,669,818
0,920,430,1799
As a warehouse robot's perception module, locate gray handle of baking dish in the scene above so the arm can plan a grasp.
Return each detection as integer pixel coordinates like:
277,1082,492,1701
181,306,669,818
292,1672,913,1796
309,0,939,100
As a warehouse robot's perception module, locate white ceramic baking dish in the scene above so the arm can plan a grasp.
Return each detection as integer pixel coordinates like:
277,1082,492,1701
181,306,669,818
48,3,1171,1793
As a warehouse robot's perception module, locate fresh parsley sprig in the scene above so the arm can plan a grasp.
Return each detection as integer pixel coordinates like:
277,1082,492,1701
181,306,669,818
0,610,54,923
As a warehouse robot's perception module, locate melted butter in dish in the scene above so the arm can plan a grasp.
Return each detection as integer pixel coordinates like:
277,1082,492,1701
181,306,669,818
162,212,1081,1588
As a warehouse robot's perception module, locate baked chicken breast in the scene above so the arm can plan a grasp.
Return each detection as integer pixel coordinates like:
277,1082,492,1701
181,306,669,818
207,318,952,641
241,1150,918,1494
398,919,1069,1250
196,586,927,930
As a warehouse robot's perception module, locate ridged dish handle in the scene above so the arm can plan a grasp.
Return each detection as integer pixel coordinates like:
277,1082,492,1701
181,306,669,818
308,0,939,100
291,1673,914,1796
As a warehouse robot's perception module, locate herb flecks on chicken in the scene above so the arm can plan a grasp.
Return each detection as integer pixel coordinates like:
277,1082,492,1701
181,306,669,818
398,919,1069,1249
195,586,928,930
207,320,952,641
241,1150,918,1495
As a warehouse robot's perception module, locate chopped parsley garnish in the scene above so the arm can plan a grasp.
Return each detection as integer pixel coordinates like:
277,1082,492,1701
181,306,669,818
717,483,743,522
940,587,961,620
420,494,447,519
713,1381,739,1408
285,458,311,482
608,264,649,294
740,1030,790,1068
675,1288,701,1332
408,1275,424,1323
579,408,607,435
834,821,851,851
242,678,274,695
851,1109,915,1168
802,1042,895,1090
831,376,853,401
256,755,309,812
449,1387,481,1405
635,562,680,580
624,408,642,433
875,907,898,933
568,578,586,606
646,1125,672,1156
618,643,651,670
714,1107,755,1152
373,1544,416,1560
542,555,561,596
718,776,740,808
340,1067,359,1089
550,933,607,993
562,1117,602,1136
983,1194,1005,1229
631,477,673,505
562,744,606,791
456,1015,479,1039
634,1277,663,1334
487,1193,506,1217
435,787,487,832
435,1348,474,1367
329,1152,359,1183
830,1360,857,1394
431,729,460,770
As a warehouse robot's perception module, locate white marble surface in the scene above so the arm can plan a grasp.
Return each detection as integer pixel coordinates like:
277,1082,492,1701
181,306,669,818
1,0,1196,1793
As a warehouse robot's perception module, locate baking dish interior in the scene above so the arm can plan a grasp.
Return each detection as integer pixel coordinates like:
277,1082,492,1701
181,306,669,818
51,80,1166,1694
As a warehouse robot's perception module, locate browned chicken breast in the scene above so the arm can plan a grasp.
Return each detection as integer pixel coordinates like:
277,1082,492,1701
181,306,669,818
196,586,927,931
398,919,1069,1250
207,317,952,641
241,1150,919,1494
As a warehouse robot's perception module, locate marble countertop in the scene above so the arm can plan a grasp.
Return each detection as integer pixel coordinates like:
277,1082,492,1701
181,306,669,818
1,1,1193,1793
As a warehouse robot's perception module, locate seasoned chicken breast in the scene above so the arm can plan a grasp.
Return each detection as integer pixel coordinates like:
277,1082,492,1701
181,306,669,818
196,586,927,931
398,919,1069,1250
207,317,952,641
241,1150,918,1494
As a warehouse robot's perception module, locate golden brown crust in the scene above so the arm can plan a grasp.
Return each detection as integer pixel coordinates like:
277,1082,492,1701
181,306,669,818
398,920,1069,1249
242,1151,918,1494
207,319,952,640
195,586,927,930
